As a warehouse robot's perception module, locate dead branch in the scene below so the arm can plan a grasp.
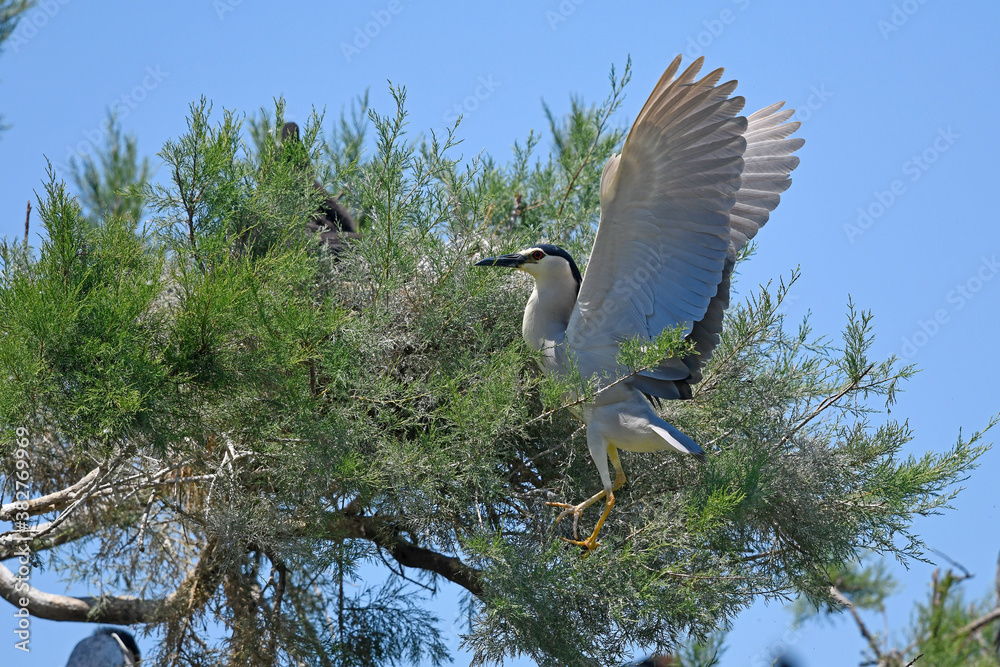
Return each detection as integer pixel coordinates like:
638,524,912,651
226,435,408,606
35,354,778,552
0,560,165,623
0,466,102,521
831,585,884,662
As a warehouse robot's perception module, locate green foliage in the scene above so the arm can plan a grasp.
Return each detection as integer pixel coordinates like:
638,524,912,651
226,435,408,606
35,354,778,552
795,555,1000,666
0,0,31,47
70,112,151,225
793,557,899,620
0,165,166,447
542,58,630,239
908,569,996,667
617,325,697,373
674,632,727,667
0,64,993,667
323,89,370,183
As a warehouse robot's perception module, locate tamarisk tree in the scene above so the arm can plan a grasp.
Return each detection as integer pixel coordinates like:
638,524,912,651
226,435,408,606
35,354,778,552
0,68,991,666
69,111,151,227
792,551,1000,667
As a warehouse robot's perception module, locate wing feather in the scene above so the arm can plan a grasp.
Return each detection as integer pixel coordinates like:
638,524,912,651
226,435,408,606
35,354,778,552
682,103,803,384
565,59,803,398
566,56,747,381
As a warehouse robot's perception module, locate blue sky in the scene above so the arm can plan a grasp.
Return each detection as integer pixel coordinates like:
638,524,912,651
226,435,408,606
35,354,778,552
2,1,999,664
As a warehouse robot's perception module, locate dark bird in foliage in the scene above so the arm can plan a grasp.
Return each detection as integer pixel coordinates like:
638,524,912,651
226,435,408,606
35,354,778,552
279,121,361,253
994,549,1000,655
66,627,140,666
475,55,802,552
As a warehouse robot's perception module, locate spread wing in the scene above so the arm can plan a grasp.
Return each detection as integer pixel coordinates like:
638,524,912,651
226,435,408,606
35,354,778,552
565,56,747,385
682,102,804,385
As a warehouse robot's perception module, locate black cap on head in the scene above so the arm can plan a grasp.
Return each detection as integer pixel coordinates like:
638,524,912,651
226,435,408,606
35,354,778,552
95,627,141,663
533,243,582,293
474,243,582,295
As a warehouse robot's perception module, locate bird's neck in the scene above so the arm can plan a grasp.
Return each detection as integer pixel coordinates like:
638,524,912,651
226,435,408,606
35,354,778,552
522,277,577,363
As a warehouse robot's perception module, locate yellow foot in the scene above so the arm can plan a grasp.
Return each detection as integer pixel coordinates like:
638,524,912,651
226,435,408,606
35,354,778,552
559,535,600,553
546,486,610,539
547,489,616,557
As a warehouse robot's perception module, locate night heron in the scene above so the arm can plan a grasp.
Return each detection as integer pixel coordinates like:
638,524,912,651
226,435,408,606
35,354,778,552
279,122,361,253
66,627,140,666
475,56,802,550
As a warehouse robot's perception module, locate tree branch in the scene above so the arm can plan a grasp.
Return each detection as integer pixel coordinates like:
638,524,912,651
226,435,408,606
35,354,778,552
953,606,1000,640
774,363,875,451
0,466,102,521
0,534,223,625
0,561,165,623
831,585,884,662
554,61,628,218
23,200,31,248
336,514,483,597
0,513,98,560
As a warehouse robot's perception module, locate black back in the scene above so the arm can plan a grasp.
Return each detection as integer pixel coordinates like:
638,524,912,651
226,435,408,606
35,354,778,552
279,122,360,253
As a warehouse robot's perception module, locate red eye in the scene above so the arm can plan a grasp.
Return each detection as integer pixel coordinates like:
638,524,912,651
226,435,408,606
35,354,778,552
531,250,544,260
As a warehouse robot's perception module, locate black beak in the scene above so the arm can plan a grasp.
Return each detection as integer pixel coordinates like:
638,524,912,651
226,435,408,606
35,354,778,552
474,253,525,268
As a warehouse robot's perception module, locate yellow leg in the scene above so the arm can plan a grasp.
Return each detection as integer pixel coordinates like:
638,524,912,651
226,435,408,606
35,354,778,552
546,445,627,552
561,490,615,552
608,446,626,489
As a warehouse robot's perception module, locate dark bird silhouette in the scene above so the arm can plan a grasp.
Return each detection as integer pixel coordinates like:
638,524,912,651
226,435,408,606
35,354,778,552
634,657,673,666
66,627,140,666
994,548,1000,656
279,122,360,253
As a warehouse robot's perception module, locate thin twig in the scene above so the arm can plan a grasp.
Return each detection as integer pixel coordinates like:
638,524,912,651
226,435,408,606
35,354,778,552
773,363,875,450
23,200,31,249
28,457,124,542
831,585,884,662
930,548,973,581
266,555,286,659
741,549,786,563
517,425,584,470
555,67,627,217
0,466,101,521
526,361,665,425
137,488,156,552
953,606,1000,639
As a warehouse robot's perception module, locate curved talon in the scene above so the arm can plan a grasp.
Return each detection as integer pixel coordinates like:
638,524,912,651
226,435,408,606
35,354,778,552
547,489,617,557
546,501,585,539
547,467,626,545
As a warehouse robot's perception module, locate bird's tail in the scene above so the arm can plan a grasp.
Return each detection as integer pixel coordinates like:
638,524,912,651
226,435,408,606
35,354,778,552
650,422,706,462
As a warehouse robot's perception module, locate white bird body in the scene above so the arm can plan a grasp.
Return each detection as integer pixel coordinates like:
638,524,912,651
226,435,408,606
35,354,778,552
476,55,803,549
518,253,705,489
520,259,576,377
